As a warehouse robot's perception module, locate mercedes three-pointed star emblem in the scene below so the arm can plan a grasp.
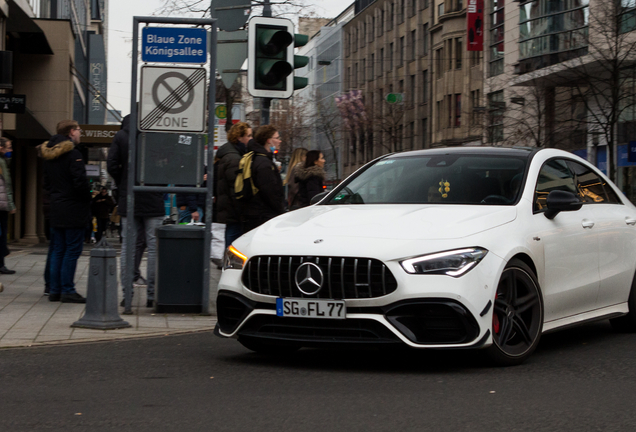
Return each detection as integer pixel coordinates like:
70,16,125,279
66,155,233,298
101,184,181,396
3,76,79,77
294,262,324,296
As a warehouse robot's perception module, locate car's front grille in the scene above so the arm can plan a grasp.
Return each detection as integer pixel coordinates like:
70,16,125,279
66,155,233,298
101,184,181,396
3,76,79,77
241,256,398,299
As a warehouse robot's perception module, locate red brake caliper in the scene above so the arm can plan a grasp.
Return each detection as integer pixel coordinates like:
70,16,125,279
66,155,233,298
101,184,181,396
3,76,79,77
493,313,500,334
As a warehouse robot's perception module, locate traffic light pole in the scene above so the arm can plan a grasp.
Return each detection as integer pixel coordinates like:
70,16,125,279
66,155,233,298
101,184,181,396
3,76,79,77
262,97,271,125
261,0,271,126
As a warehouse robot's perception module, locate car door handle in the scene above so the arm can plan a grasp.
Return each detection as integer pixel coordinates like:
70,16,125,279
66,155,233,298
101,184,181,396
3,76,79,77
582,220,595,229
626,218,636,226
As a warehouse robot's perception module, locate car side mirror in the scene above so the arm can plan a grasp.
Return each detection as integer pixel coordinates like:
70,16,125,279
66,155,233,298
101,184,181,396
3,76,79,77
544,190,583,220
310,191,329,205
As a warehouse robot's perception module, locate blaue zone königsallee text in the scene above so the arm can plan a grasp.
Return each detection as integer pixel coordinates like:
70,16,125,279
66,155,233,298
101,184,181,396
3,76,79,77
142,27,207,64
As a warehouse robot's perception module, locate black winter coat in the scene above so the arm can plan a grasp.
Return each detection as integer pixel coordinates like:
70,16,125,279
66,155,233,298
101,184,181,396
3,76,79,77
39,135,91,229
91,193,116,219
107,115,164,218
295,165,326,207
241,141,284,222
215,140,245,224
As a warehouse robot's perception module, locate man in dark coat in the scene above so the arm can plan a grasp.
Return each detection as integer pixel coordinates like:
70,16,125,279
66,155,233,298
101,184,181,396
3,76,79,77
215,121,251,247
39,120,91,303
241,125,285,232
107,114,164,307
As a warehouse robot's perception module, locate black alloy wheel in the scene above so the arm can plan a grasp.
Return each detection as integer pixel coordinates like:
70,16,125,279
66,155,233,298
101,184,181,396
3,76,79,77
486,258,543,366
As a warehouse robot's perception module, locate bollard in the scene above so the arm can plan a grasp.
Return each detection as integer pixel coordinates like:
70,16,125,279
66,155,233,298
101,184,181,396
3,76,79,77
72,237,131,330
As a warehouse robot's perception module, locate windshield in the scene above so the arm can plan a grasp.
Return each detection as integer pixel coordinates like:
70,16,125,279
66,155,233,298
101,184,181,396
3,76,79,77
327,154,528,205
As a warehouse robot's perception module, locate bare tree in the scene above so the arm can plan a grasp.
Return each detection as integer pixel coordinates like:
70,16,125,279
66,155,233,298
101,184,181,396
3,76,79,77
502,85,578,149
270,97,311,160
309,96,343,180
369,99,406,155
215,76,243,132
155,0,320,20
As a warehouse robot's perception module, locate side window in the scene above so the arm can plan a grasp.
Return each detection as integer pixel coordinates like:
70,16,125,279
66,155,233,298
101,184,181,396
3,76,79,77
534,159,577,212
567,161,610,204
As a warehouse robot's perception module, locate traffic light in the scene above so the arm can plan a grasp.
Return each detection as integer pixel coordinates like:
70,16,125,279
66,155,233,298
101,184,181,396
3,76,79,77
247,16,309,98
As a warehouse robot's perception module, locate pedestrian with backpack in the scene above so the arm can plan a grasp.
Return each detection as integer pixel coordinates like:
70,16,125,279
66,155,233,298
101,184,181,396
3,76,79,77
216,122,251,248
238,125,285,232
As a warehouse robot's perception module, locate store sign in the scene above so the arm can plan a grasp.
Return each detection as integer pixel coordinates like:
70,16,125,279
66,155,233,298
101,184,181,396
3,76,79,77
79,125,121,144
0,94,25,113
467,0,484,51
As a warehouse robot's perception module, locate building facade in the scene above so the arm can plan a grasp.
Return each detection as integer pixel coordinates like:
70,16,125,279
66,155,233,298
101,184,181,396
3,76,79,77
340,0,484,177
484,0,636,200
0,0,108,243
295,9,355,181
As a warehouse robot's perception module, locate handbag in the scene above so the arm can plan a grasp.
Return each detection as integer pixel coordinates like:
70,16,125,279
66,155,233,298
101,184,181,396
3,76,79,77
0,176,9,211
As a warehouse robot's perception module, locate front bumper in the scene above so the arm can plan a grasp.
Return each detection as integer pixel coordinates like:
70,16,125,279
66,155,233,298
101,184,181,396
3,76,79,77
215,252,503,349
216,291,489,349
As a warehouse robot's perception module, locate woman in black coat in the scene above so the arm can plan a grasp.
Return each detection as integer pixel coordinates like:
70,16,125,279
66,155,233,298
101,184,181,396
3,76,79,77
295,150,326,208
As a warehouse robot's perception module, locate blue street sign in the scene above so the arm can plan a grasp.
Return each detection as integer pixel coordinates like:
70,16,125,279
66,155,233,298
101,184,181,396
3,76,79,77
142,27,207,64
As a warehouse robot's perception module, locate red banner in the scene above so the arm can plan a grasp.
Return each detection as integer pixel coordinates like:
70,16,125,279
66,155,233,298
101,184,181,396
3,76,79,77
467,0,484,51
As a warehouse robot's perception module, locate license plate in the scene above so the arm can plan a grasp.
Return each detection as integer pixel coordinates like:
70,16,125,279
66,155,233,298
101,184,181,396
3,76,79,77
276,298,346,319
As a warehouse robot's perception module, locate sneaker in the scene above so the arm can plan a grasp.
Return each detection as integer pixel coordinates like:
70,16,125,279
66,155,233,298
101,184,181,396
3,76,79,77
133,276,147,287
60,292,86,303
146,299,154,308
0,266,16,274
211,258,223,270
44,286,50,296
49,293,61,302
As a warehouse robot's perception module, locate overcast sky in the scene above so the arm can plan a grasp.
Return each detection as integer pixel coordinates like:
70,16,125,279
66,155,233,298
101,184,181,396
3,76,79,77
107,0,350,117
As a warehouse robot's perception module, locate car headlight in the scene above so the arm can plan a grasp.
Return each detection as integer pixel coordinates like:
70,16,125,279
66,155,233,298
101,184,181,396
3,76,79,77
400,247,488,277
224,245,248,270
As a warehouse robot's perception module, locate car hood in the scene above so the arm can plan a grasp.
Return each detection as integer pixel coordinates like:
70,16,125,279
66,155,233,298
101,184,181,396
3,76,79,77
236,204,517,258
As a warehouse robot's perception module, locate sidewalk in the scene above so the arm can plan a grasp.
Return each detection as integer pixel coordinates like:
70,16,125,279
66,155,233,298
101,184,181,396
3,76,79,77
0,240,219,348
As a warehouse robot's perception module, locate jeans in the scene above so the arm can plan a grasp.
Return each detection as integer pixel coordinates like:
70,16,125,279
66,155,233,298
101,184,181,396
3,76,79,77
49,227,84,295
0,211,8,267
178,207,204,224
134,221,147,281
225,222,243,250
120,216,163,300
44,226,57,290
95,218,109,242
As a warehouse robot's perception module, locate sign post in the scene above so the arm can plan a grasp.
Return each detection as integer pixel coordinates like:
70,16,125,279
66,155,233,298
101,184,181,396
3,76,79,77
126,17,217,316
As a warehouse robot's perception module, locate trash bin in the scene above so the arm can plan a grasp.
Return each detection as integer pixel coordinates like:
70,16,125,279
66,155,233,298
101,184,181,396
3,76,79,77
155,224,205,313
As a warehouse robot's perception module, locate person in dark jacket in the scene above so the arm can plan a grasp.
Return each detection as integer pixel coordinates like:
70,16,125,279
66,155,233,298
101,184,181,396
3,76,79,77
216,121,251,247
107,114,164,308
91,186,115,242
38,120,91,303
295,150,327,207
241,125,285,232
0,138,16,274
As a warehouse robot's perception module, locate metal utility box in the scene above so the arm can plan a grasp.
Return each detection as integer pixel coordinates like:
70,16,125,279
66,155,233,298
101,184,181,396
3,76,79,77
137,132,205,185
155,225,205,313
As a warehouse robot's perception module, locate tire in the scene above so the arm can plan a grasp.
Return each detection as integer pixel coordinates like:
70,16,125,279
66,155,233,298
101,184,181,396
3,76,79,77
485,259,544,366
609,272,636,332
238,336,301,355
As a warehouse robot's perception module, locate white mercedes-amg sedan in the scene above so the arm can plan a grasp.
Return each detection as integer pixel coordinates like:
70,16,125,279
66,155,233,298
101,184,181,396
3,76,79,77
215,147,636,365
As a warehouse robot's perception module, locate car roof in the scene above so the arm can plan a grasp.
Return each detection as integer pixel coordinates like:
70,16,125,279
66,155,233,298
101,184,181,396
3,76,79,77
385,146,540,159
